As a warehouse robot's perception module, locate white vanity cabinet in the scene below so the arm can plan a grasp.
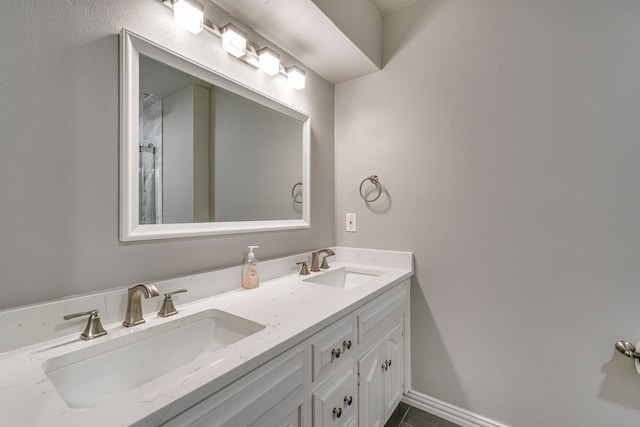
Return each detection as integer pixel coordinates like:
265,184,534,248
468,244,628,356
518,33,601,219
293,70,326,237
312,281,409,427
161,346,308,427
161,280,409,427
358,320,404,427
356,283,408,427
309,312,358,427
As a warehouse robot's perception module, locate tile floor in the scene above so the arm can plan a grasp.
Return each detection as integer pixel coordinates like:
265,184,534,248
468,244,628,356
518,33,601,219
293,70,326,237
384,402,461,427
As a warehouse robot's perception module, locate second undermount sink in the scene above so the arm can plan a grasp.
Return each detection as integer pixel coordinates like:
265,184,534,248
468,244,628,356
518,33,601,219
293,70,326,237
303,267,383,289
43,309,264,409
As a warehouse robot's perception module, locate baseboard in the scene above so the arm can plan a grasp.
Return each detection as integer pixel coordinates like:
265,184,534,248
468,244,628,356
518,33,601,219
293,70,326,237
402,390,510,427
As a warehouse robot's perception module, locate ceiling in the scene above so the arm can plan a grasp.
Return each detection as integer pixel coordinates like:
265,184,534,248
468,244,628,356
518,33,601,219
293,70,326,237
370,0,416,16
208,0,415,84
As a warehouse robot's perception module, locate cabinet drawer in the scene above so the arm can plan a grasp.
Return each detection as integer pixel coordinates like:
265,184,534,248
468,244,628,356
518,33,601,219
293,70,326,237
311,315,356,382
163,347,306,427
357,282,407,345
312,362,357,427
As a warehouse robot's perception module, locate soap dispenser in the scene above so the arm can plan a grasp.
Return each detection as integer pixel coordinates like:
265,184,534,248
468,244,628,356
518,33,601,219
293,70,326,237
242,246,260,289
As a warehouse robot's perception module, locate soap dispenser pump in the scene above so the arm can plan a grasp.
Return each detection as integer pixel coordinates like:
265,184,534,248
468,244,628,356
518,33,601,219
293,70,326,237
242,246,260,289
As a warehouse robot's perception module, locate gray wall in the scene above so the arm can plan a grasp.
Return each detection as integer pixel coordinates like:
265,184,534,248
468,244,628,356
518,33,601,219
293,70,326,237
0,0,334,309
163,85,197,223
212,88,303,222
335,1,640,426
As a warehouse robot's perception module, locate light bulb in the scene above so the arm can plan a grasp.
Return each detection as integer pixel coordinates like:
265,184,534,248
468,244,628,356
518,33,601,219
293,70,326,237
257,47,280,76
286,66,306,90
220,23,247,58
173,0,204,34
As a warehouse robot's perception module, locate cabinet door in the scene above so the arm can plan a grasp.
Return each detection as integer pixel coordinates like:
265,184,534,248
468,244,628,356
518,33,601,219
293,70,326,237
357,343,384,427
383,320,404,419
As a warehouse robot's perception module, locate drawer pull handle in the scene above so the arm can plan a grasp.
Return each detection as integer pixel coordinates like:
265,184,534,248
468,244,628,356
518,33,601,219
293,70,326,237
343,340,352,350
332,348,342,359
387,359,392,367
333,407,342,419
382,362,388,371
344,395,353,406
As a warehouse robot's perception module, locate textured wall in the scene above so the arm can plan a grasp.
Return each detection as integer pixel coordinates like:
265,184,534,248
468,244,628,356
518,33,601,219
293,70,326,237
335,1,640,425
0,0,334,309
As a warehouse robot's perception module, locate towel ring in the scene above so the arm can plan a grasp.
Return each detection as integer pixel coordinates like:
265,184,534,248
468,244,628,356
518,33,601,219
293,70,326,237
292,182,303,204
359,175,382,202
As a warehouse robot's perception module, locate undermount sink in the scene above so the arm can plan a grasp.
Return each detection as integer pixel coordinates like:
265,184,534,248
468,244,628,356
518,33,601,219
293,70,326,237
303,267,383,289
42,309,265,409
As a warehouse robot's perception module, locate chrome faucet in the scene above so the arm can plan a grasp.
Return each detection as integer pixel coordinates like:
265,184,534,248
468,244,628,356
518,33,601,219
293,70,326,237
310,248,336,272
122,282,159,327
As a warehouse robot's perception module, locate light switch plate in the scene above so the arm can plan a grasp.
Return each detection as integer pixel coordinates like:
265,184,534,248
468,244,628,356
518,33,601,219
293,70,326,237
346,213,356,232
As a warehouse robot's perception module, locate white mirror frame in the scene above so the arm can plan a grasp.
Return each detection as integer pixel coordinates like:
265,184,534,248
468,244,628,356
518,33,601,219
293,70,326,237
120,30,311,241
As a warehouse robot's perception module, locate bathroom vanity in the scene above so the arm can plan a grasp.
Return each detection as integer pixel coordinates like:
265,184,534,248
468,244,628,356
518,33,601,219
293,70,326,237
0,247,412,426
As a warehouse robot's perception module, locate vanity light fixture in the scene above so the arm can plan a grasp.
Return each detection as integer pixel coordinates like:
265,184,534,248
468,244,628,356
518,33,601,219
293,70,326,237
220,23,247,58
172,0,204,34
257,47,281,76
160,0,305,90
286,66,306,90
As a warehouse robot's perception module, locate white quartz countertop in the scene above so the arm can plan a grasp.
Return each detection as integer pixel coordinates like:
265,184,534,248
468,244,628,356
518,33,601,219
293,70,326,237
0,248,413,426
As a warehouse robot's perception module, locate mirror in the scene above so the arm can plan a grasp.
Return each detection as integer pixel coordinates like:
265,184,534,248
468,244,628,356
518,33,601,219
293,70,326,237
120,30,310,241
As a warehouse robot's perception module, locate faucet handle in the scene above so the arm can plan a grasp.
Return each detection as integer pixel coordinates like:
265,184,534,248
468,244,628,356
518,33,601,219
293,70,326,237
296,261,311,276
64,309,107,340
158,289,187,317
320,256,331,270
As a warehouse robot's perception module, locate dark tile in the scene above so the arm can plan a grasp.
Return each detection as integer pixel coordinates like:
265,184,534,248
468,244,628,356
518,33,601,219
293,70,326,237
384,401,410,427
402,406,461,427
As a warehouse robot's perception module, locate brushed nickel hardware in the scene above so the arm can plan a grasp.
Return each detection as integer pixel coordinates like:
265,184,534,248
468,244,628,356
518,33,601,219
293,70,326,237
344,395,353,406
332,348,341,359
382,359,392,371
343,340,352,350
63,309,107,340
359,175,382,202
310,249,335,272
296,261,310,275
320,256,331,270
615,340,640,360
158,289,188,317
387,359,392,367
333,407,342,419
123,282,159,327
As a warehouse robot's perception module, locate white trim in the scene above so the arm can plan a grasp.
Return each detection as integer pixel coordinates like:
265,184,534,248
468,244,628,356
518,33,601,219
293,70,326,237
119,29,311,241
402,390,511,427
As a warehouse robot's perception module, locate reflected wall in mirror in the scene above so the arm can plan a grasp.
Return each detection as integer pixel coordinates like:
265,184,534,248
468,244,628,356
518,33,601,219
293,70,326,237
120,30,310,241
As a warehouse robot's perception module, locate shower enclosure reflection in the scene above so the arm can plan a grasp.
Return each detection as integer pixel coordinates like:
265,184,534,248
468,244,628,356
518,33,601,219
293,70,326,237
139,102,162,224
